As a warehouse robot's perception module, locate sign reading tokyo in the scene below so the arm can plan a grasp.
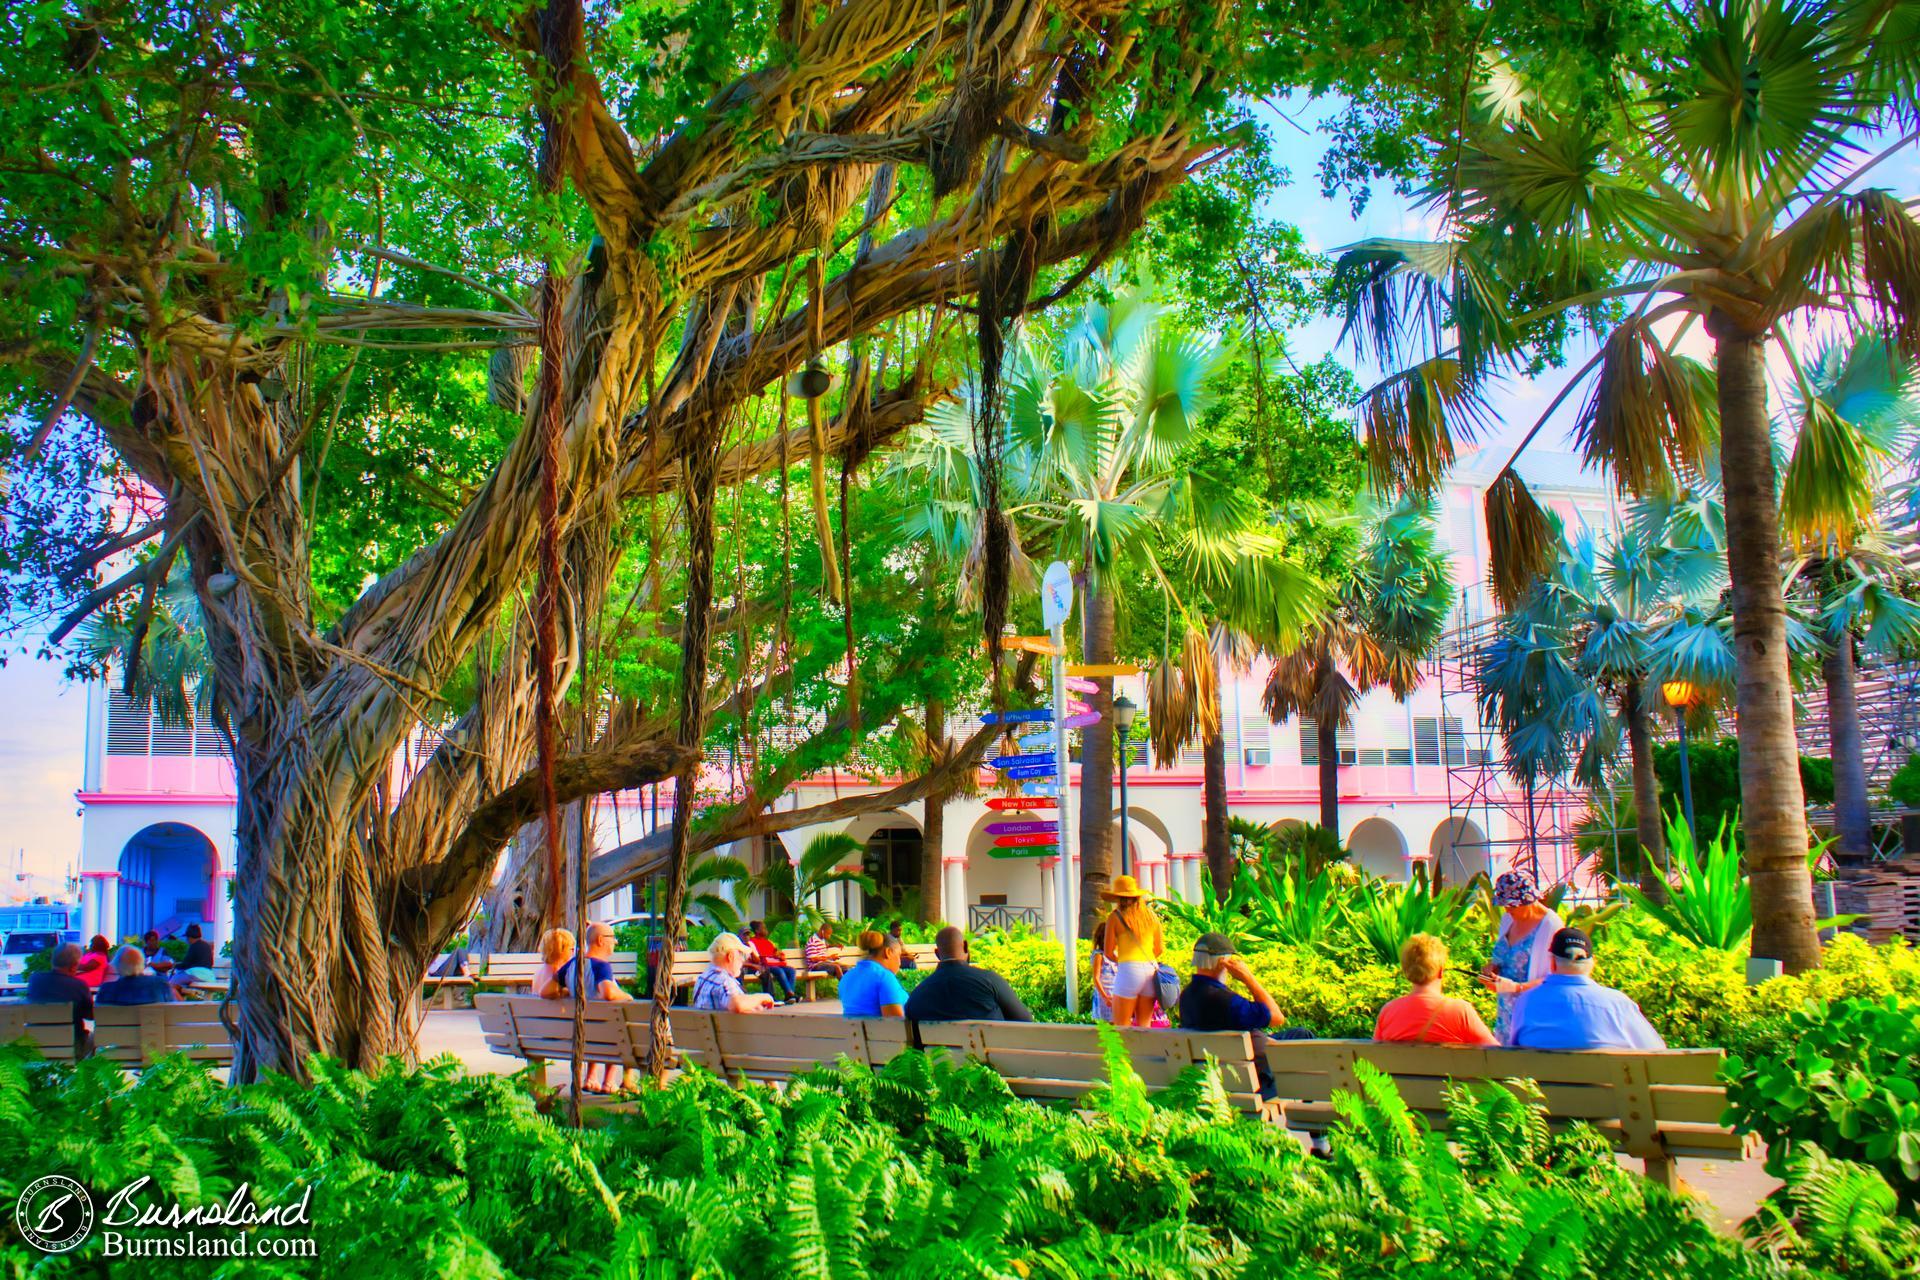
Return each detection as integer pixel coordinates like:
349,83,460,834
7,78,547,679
1042,561,1074,629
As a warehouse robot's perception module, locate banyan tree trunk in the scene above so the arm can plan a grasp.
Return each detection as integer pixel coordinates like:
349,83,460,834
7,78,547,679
921,694,947,925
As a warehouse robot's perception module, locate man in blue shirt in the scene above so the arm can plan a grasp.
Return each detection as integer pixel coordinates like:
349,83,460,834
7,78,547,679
1508,928,1666,1051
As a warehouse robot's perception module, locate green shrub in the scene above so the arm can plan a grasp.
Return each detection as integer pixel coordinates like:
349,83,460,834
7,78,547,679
1621,813,1752,949
1722,995,1920,1210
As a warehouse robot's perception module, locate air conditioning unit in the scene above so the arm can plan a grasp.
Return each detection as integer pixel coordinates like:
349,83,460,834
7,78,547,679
1243,749,1271,766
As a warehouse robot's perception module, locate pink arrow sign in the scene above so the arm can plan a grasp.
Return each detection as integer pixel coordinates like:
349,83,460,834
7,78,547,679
1062,711,1100,729
1068,699,1094,715
1064,676,1098,693
987,820,1060,836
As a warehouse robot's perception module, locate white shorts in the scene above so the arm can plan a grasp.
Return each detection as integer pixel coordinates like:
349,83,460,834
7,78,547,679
1109,960,1157,999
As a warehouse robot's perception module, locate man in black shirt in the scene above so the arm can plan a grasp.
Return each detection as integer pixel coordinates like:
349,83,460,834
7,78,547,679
903,927,1033,1023
25,944,95,1057
1178,932,1314,1107
181,924,216,971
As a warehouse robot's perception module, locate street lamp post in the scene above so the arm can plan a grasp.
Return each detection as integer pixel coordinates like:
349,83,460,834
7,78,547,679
1662,680,1699,844
1113,694,1138,879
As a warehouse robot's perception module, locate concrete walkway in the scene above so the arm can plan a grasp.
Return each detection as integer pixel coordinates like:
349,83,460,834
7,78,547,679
418,1007,1779,1230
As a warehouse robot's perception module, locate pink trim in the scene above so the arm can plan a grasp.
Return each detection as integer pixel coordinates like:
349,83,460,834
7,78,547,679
215,869,237,878
1169,852,1203,861
76,790,234,807
941,856,968,866
80,870,121,880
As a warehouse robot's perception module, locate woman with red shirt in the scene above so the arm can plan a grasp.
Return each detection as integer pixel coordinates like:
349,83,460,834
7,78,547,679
1373,933,1496,1046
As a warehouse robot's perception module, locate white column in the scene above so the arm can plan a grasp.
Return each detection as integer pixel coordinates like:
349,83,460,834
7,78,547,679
99,873,120,944
80,876,101,939
1038,857,1055,935
943,857,967,928
215,872,236,952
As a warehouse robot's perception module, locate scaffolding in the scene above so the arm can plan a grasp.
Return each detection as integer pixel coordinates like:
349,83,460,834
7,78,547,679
1429,616,1594,890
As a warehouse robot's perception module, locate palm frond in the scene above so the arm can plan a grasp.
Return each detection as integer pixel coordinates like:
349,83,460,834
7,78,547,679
1484,471,1557,610
1358,357,1493,497
1579,319,1712,497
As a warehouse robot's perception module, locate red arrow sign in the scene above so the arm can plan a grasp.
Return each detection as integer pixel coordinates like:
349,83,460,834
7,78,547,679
985,796,1057,810
994,832,1060,848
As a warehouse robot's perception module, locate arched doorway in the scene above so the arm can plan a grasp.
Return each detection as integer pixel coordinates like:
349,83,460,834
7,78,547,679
117,822,216,940
1428,817,1491,885
844,813,924,919
1347,817,1408,880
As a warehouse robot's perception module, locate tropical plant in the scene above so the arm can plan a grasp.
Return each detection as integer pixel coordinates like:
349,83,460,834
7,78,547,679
74,561,217,730
1476,497,1727,895
1621,814,1752,950
680,852,752,935
1238,844,1355,952
748,832,878,934
1746,1144,1920,1278
1262,491,1453,838
1335,0,1920,971
1723,994,1920,1211
1340,866,1476,965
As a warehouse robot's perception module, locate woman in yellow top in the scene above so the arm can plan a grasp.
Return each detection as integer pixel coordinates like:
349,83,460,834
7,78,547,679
1099,874,1164,1027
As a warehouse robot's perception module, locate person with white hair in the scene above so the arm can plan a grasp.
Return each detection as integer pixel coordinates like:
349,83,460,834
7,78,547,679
96,946,177,1006
1508,928,1666,1051
692,933,777,1015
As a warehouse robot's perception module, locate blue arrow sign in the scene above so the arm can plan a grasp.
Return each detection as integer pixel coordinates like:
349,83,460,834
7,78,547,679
1022,782,1060,797
1004,762,1058,779
1017,730,1058,749
981,708,1054,725
989,751,1054,769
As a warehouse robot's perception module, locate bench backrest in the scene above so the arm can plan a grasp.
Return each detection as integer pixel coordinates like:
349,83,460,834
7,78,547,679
483,952,642,985
913,1020,1267,1113
0,1001,234,1066
1263,1039,1737,1159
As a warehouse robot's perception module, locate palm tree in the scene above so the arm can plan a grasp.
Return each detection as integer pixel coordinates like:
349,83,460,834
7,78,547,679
77,562,216,729
750,831,878,935
1260,492,1453,840
1332,0,1920,969
1779,334,1920,865
1476,498,1729,894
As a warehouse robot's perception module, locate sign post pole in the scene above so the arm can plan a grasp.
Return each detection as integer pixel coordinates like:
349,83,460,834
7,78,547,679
1042,562,1078,1015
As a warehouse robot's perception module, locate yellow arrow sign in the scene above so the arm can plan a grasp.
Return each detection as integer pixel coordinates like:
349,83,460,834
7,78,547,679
997,635,1065,656
1067,662,1141,677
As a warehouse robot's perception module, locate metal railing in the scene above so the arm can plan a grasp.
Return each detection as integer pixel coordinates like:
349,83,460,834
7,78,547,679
969,903,1044,931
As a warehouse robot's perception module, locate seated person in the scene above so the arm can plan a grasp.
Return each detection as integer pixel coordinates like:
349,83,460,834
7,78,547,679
74,935,114,990
1177,933,1313,1109
691,933,777,1015
97,946,177,1005
802,921,845,979
743,920,799,1004
1373,933,1496,1046
531,928,575,1000
1508,928,1666,1051
25,943,95,1057
171,924,219,987
141,929,174,975
839,931,909,1019
556,922,633,1095
902,927,1033,1023
887,920,917,970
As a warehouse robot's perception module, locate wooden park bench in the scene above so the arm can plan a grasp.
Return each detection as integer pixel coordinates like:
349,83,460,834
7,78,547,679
476,995,1271,1115
1262,1038,1747,1187
476,951,646,993
781,941,941,1001
0,1001,234,1068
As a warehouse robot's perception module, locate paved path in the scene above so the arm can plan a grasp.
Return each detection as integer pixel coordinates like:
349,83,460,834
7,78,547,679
418,1007,1779,1229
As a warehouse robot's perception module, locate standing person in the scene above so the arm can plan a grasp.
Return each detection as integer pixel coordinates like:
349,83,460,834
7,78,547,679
903,927,1034,1023
557,922,634,1095
1508,929,1666,1051
531,928,576,1001
25,944,94,1057
742,920,800,1004
691,934,778,1014
1480,871,1563,1044
802,920,845,980
839,931,909,1018
1099,875,1164,1028
1373,934,1496,1046
74,936,113,990
96,947,176,1005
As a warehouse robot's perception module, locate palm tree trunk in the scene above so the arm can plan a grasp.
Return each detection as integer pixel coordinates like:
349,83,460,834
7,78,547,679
1623,678,1668,902
1077,583,1116,934
1825,634,1875,866
921,694,947,924
1714,321,1820,972
1317,718,1340,837
1202,677,1233,897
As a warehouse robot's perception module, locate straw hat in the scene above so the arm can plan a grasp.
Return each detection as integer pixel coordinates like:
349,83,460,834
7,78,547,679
1101,874,1146,901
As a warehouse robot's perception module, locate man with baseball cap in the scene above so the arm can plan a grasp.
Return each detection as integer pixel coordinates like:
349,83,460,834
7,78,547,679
1177,932,1294,1104
1507,927,1666,1051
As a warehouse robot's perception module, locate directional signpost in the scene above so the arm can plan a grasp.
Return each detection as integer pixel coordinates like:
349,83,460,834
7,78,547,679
1041,560,1080,1015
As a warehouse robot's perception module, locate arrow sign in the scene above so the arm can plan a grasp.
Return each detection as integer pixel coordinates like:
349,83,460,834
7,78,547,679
1004,762,1057,779
1022,781,1060,797
1068,662,1141,677
989,845,1057,859
1061,711,1100,729
987,820,1059,836
995,832,1061,847
981,708,1053,725
988,751,1054,769
1068,699,1094,715
1016,730,1058,750
1064,676,1098,693
998,634,1064,655
987,796,1057,810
